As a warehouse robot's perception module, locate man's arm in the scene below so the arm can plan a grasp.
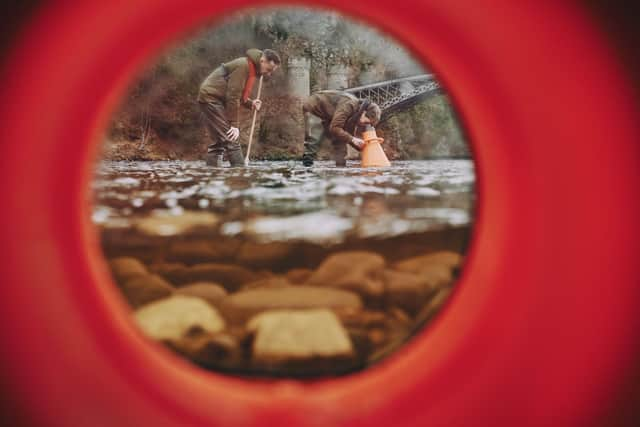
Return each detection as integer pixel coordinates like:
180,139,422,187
328,100,356,146
225,66,250,127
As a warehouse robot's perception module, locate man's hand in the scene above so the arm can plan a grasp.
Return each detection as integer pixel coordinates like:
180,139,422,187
226,126,240,142
350,137,365,151
251,99,262,111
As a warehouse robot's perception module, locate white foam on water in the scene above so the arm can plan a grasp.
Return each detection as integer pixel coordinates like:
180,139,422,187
407,187,441,197
93,159,475,240
113,177,140,186
246,212,353,243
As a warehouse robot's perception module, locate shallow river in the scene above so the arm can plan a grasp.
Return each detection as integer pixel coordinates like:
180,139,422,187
93,159,476,377
92,159,475,244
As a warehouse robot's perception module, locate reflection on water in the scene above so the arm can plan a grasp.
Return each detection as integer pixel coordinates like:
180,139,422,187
93,160,474,244
94,160,475,377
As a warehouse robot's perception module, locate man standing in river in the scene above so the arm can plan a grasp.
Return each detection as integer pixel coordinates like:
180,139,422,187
301,90,382,167
198,48,281,167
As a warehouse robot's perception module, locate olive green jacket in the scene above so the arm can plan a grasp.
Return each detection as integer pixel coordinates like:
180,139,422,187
198,49,262,126
302,90,361,146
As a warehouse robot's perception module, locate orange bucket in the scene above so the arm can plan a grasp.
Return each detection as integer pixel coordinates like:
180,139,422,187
361,127,391,167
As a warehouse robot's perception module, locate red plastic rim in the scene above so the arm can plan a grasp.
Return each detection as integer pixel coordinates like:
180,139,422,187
1,1,640,426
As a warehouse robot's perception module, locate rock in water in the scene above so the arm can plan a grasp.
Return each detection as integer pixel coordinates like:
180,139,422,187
305,251,386,301
169,263,258,291
392,251,461,289
148,262,187,284
383,269,438,314
219,285,363,325
166,240,224,264
109,257,147,283
175,282,228,306
239,276,291,291
393,251,462,273
121,274,174,308
167,332,241,369
285,268,313,284
248,309,356,375
134,295,226,341
235,241,294,269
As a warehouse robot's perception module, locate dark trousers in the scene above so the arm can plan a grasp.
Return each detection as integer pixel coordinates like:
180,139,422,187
199,101,243,162
302,112,347,166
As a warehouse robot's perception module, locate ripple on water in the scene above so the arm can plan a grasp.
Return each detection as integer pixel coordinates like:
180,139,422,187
93,160,475,242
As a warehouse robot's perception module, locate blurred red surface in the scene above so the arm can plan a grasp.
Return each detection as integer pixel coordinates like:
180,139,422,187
0,1,639,426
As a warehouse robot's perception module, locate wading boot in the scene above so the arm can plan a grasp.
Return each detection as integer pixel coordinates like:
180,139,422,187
206,152,224,167
302,153,314,167
333,146,347,167
227,146,245,167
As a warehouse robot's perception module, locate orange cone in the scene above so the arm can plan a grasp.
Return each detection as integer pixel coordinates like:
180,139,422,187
361,125,391,167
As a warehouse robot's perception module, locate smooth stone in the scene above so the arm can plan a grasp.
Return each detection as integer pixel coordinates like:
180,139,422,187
109,257,147,283
285,268,313,284
148,262,187,285
336,308,388,329
134,295,225,341
239,276,291,291
169,263,258,291
235,241,294,269
120,274,174,308
248,309,356,373
393,251,462,273
305,251,386,301
166,240,222,264
175,282,228,306
383,269,439,314
168,332,241,367
220,285,363,325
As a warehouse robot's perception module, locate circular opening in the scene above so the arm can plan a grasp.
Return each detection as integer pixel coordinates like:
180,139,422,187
90,5,476,379
4,1,640,425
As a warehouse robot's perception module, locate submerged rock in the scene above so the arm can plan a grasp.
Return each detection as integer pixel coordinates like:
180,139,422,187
392,251,458,290
120,274,174,308
336,308,388,329
248,309,356,375
305,251,386,301
219,285,363,325
166,240,222,264
134,295,226,341
235,241,295,269
175,282,228,306
393,251,462,273
168,263,258,291
285,268,313,284
148,262,187,283
383,269,438,314
109,257,147,283
239,276,291,291
168,332,241,368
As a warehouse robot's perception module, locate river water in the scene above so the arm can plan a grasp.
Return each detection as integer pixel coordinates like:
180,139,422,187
93,159,476,376
92,159,475,243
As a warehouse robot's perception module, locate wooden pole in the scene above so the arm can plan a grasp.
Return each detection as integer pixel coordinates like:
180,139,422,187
244,75,263,166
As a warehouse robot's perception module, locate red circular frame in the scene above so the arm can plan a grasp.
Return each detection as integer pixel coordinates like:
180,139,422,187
1,1,640,426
